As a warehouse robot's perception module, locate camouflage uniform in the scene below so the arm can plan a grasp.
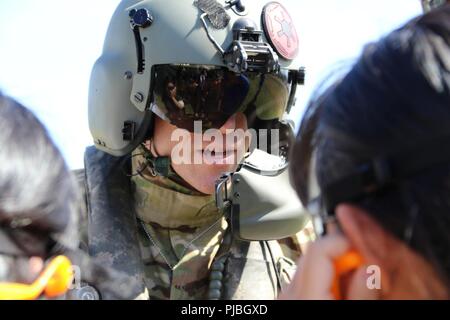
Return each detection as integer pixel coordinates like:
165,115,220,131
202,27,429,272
76,146,315,300
131,147,315,300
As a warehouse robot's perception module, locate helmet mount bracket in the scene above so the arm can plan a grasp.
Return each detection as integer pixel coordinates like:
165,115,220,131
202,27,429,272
199,14,280,73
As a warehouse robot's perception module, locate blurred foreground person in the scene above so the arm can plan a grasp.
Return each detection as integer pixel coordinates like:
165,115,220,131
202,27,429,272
282,6,450,300
0,93,138,300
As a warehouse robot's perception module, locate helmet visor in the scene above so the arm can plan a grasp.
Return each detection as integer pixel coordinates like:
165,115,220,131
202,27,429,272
151,64,291,132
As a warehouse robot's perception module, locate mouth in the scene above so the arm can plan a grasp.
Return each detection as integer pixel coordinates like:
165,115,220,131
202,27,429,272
205,149,236,156
201,149,237,163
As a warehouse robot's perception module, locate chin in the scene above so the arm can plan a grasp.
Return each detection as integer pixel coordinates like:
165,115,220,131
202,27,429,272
195,168,233,195
173,152,242,195
183,164,238,195
193,183,216,195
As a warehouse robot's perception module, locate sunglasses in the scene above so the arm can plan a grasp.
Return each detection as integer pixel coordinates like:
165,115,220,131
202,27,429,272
151,64,292,132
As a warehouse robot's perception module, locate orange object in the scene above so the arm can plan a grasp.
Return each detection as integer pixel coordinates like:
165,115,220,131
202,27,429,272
0,255,74,300
332,250,364,300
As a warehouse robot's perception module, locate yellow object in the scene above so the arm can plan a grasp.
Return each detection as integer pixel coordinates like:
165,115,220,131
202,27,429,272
0,255,74,300
332,250,364,300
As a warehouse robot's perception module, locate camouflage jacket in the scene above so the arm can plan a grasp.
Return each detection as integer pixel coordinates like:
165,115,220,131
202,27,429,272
75,146,315,300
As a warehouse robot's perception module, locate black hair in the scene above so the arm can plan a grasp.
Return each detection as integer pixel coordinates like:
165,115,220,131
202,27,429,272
291,6,450,286
0,93,78,257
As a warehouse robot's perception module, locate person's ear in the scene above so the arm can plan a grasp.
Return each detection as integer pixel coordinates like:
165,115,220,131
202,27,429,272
335,205,386,263
335,204,393,293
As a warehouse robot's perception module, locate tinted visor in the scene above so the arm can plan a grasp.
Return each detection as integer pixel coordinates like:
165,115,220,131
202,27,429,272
151,64,291,132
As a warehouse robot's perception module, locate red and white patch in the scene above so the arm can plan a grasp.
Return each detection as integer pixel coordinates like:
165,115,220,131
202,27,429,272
262,2,299,60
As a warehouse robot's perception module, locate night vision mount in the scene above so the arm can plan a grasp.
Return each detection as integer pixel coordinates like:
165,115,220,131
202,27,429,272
224,19,280,73
200,15,280,73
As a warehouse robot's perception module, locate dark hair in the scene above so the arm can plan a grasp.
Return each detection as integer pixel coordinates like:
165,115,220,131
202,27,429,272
291,6,450,286
0,93,78,256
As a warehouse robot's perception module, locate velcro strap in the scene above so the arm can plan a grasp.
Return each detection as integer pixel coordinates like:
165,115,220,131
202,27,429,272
194,0,230,29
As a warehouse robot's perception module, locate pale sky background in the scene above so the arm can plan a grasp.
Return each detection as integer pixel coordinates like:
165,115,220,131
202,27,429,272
0,0,422,169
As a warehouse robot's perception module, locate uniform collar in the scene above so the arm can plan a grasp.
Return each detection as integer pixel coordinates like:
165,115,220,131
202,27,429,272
131,153,222,229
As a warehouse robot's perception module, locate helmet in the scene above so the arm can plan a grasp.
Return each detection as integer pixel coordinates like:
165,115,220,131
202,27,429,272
421,0,448,12
89,0,304,157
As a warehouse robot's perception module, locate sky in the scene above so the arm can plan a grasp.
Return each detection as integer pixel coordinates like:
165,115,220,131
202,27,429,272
0,0,422,169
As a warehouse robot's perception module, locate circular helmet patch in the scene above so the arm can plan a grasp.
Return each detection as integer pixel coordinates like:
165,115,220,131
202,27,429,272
262,2,299,60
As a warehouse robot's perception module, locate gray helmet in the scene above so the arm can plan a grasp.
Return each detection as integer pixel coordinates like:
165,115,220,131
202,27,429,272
422,0,448,12
89,0,304,157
